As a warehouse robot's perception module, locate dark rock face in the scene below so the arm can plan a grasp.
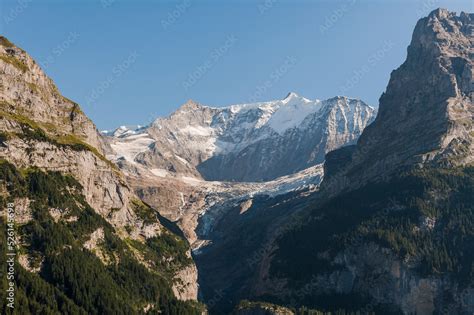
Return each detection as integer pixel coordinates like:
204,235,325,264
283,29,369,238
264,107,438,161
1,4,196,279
323,145,356,179
323,9,473,195
206,9,474,315
195,189,318,314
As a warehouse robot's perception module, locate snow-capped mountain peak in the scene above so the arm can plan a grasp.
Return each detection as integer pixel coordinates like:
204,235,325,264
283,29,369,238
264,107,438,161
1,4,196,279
177,99,204,111
104,94,377,182
102,125,145,138
281,91,311,104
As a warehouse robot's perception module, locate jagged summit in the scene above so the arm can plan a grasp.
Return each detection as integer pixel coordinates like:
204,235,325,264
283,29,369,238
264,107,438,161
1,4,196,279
284,91,299,99
106,94,376,182
428,7,473,20
177,99,204,111
323,8,473,194
0,34,107,153
0,35,200,304
281,92,312,105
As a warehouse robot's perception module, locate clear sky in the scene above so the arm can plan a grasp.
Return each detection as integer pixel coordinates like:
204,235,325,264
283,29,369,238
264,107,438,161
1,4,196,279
0,0,472,129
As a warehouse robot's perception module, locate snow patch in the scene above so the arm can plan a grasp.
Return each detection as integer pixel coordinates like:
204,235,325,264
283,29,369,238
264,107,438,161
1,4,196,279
180,125,214,137
150,168,170,177
268,98,322,135
110,133,155,163
175,155,190,166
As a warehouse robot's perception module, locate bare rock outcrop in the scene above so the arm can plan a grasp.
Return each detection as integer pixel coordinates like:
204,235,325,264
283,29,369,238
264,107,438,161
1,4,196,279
323,9,473,195
0,36,198,302
107,94,375,183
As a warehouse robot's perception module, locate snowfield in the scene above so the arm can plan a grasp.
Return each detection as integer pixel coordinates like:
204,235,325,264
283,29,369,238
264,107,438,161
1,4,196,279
103,92,375,170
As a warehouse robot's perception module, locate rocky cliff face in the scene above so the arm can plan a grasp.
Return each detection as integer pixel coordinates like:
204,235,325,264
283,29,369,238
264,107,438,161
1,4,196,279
232,9,474,315
128,162,323,249
0,36,199,306
252,166,474,315
106,93,375,182
103,92,375,280
0,36,106,152
0,35,131,226
323,9,473,195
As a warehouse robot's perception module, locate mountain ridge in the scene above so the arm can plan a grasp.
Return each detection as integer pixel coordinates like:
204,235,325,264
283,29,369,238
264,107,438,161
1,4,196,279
322,8,473,196
105,93,376,182
215,8,474,315
0,35,202,312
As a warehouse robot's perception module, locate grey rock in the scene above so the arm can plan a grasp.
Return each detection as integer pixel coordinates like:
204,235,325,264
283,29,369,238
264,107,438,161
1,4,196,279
323,9,474,196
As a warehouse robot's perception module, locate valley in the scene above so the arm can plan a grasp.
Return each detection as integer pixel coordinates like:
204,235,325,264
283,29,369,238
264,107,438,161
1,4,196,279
0,6,472,315
103,93,375,251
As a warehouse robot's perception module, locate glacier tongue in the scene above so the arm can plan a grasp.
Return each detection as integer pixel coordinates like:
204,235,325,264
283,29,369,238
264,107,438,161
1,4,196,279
108,132,155,164
101,92,376,256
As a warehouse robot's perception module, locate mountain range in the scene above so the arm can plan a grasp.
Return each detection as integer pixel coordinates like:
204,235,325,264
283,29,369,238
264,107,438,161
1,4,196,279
0,34,201,313
0,7,473,315
202,8,474,315
104,93,375,182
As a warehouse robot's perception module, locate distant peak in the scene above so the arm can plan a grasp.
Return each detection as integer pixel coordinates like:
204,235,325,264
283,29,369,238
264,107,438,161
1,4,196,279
427,8,473,21
329,96,347,101
282,92,311,104
428,8,450,19
326,96,359,103
179,99,202,111
283,92,300,100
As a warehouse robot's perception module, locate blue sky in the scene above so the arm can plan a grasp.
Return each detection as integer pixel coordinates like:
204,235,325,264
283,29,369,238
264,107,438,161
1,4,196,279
0,0,472,129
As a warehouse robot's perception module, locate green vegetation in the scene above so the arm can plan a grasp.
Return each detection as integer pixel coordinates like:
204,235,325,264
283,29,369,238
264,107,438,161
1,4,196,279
0,131,9,146
0,160,201,314
26,82,39,94
0,108,119,172
0,36,15,48
0,109,43,132
146,232,193,272
235,300,375,315
129,199,193,273
125,230,193,279
132,198,158,225
0,54,28,72
269,166,474,312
